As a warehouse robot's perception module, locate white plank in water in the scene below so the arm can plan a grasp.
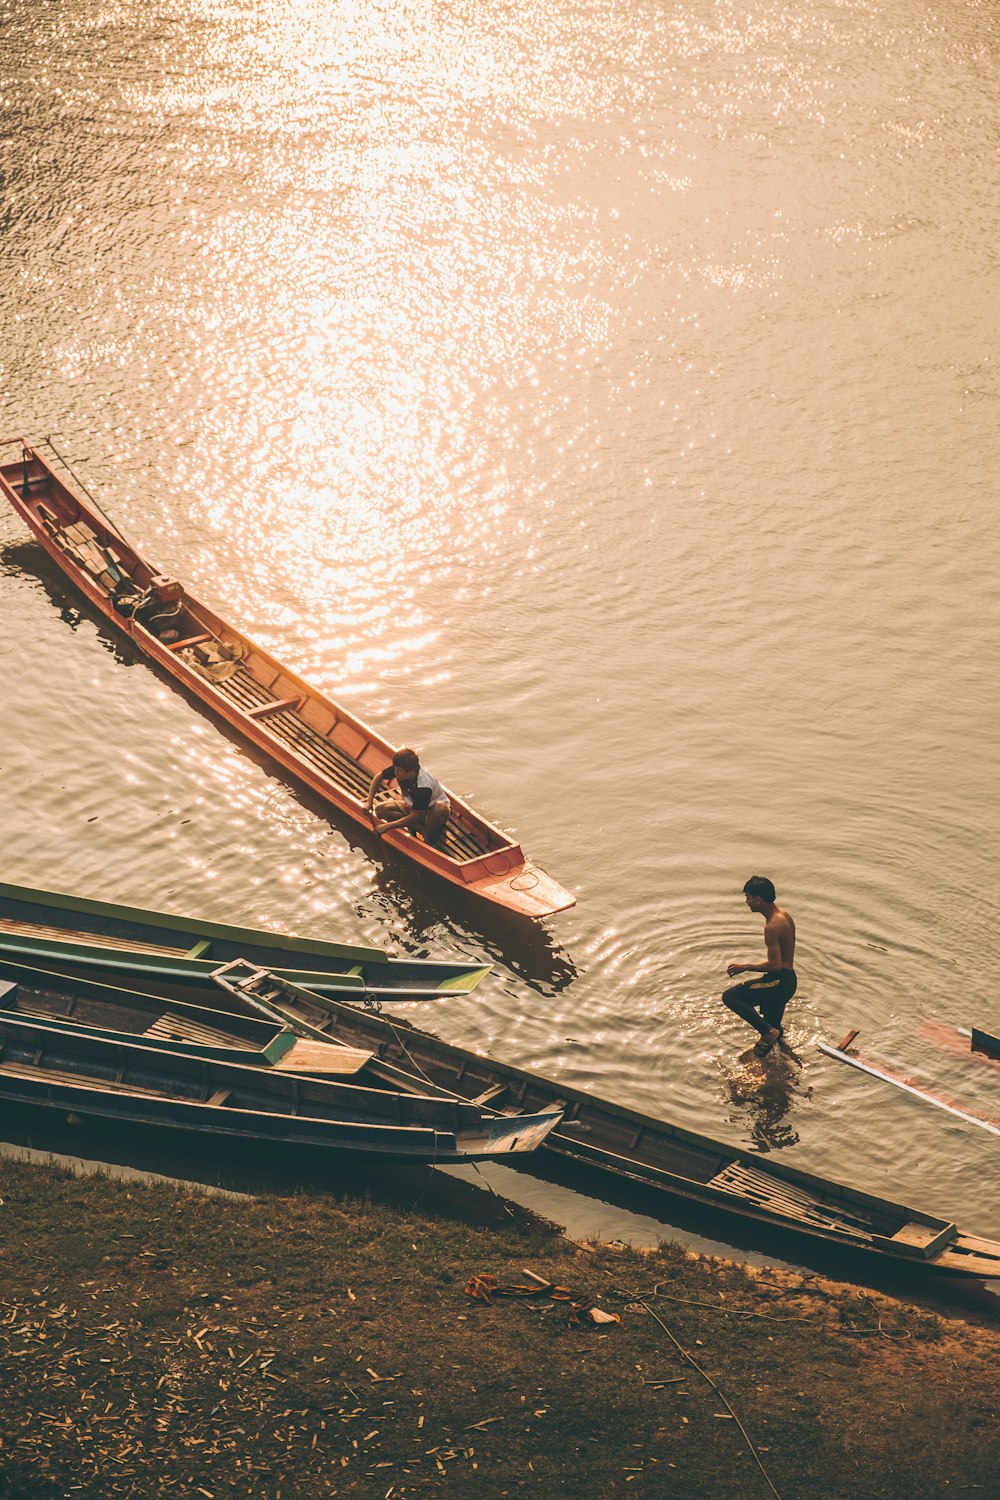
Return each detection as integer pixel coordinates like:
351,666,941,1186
819,1041,1000,1137
273,1039,373,1075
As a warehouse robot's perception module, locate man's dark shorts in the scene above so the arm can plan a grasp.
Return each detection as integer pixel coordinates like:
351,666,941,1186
724,969,797,1031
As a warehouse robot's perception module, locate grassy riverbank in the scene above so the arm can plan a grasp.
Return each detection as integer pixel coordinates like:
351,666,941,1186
0,1157,996,1498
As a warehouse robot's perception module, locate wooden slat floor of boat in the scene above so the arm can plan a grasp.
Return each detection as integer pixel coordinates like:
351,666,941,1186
143,1013,247,1047
709,1161,876,1239
0,915,188,956
209,662,486,863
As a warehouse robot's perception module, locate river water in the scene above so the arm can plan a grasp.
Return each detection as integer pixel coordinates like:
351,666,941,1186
0,0,997,1249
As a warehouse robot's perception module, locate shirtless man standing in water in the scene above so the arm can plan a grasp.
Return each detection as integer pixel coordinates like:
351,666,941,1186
723,876,797,1057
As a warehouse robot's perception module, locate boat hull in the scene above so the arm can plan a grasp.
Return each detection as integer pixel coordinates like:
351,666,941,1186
0,879,491,1000
265,995,1000,1279
0,1014,561,1164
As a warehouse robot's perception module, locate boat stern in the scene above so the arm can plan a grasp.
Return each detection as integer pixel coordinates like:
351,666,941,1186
457,1108,564,1159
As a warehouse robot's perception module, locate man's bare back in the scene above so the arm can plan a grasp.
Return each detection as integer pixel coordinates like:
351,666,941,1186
763,906,795,971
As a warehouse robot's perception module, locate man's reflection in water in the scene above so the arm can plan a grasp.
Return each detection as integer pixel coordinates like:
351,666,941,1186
718,1042,811,1153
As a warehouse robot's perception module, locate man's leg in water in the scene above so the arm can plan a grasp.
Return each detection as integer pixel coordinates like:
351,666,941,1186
723,981,771,1039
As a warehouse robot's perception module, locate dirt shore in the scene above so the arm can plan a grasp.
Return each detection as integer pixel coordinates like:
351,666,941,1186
0,1156,996,1498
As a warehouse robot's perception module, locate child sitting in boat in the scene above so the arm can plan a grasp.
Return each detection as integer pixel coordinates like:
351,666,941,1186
365,748,451,847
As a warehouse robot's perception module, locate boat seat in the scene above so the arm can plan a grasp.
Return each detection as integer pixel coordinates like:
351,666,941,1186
274,1039,373,1075
471,1082,507,1107
887,1221,957,1257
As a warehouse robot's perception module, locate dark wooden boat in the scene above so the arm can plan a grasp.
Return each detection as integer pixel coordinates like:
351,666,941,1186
226,979,1000,1279
0,441,574,918
971,1028,1000,1062
0,967,372,1076
0,879,490,1001
0,1011,562,1164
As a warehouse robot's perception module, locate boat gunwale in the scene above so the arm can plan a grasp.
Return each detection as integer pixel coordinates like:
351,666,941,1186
0,878,387,966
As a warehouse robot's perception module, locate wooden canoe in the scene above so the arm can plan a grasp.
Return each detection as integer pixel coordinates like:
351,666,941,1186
0,1011,563,1164
0,879,490,1001
233,979,999,1279
0,440,574,919
0,967,373,1076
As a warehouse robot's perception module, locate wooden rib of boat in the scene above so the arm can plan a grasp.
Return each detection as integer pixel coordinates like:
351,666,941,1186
224,979,999,1279
971,1028,1000,1062
0,441,574,919
0,879,491,1001
0,1012,562,1164
0,968,372,1076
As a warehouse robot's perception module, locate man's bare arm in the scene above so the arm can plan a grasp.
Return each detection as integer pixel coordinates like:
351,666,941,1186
364,766,392,813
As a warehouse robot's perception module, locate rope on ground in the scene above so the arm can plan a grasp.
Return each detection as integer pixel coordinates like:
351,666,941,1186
615,1281,912,1339
610,1281,784,1500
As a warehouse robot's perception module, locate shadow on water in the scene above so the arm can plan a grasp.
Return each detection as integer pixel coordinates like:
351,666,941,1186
365,864,579,996
1,538,143,668
0,1103,556,1238
2,1102,996,1330
716,1043,812,1153
2,537,580,991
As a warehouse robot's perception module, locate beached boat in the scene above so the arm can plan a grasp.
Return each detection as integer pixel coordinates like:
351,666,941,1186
221,981,999,1279
0,879,490,1001
0,965,372,1076
0,1011,562,1164
5,951,995,1275
0,441,574,918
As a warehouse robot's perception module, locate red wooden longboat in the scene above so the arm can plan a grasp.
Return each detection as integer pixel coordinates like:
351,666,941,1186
0,439,575,919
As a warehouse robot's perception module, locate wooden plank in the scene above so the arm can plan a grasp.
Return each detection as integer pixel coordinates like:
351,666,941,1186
0,1058,173,1098
246,696,303,720
168,633,213,651
820,1039,1000,1137
272,1039,373,1075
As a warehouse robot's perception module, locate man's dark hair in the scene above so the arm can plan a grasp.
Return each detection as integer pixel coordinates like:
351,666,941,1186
743,875,776,904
